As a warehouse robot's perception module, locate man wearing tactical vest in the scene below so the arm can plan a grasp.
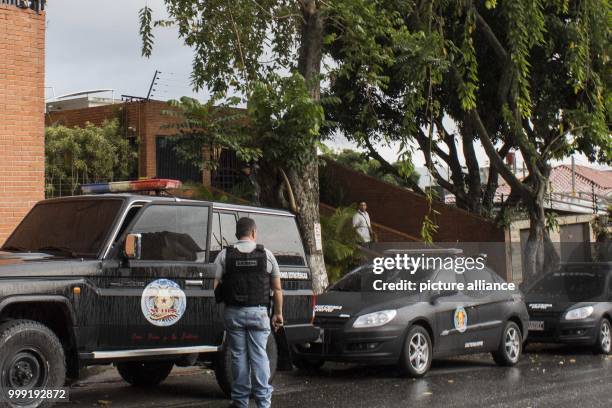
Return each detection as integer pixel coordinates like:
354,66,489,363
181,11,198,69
213,217,283,408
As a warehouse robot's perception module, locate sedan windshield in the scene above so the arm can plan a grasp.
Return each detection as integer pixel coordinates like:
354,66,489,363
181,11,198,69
528,265,608,302
330,263,435,292
2,199,123,258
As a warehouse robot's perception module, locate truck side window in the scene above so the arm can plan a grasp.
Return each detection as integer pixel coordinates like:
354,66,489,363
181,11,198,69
210,212,222,259
248,214,306,266
129,205,208,262
220,212,237,248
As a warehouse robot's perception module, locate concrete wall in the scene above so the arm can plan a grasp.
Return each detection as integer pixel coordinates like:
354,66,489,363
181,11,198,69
508,213,597,283
0,4,45,243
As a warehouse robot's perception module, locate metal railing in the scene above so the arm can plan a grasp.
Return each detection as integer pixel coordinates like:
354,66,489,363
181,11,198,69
0,0,45,12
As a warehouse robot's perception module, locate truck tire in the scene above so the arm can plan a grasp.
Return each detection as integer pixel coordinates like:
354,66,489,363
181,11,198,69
492,321,522,366
214,333,278,398
398,325,432,377
116,361,174,387
0,319,66,408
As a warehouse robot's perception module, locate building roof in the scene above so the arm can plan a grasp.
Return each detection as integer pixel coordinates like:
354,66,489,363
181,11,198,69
496,164,612,198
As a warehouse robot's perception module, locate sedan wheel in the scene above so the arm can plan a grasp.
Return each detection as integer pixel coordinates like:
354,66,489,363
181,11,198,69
399,325,432,377
594,318,612,355
492,321,522,366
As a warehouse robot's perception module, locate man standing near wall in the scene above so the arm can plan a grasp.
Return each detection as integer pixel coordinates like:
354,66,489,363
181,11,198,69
213,217,284,408
353,201,374,247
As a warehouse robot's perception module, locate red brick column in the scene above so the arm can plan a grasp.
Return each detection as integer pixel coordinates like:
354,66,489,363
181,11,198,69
0,4,45,243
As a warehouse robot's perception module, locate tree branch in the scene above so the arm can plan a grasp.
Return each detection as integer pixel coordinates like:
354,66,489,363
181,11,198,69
474,9,508,60
362,136,426,195
470,109,533,199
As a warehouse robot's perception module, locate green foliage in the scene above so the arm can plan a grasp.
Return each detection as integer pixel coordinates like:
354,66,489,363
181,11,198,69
545,211,560,233
162,72,323,174
320,206,362,283
248,73,324,170
325,0,611,219
45,120,136,197
162,96,261,171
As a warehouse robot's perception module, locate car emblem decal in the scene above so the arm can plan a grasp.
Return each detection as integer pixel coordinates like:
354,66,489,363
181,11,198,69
454,306,468,333
141,279,187,327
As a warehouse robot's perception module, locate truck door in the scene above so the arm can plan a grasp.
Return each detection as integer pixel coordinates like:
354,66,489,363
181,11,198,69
96,201,220,351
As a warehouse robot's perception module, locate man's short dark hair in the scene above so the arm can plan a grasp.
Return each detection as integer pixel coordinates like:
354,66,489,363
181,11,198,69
236,217,256,239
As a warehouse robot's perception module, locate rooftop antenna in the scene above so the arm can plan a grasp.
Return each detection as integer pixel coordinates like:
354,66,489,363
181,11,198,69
146,70,160,101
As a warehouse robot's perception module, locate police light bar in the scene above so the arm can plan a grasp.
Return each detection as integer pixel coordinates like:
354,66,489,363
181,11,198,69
81,179,182,194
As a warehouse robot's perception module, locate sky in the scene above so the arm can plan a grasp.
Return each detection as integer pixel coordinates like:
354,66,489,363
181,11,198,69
45,0,606,174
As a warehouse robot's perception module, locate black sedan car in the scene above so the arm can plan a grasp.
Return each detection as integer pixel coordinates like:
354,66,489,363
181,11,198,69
291,251,529,377
525,262,612,354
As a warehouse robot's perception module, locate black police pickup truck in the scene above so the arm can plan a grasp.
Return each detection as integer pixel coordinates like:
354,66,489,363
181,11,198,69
0,182,317,407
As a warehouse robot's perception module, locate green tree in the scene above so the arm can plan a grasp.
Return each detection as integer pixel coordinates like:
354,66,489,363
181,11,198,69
45,120,136,196
324,1,610,282
139,0,407,292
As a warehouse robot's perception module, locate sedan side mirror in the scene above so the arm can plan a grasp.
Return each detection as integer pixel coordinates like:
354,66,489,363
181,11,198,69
124,233,142,260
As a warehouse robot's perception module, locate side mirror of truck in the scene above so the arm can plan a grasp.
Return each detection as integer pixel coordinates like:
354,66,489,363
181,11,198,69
124,233,142,260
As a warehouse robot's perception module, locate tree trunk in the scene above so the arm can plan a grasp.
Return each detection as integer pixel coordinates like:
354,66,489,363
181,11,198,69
290,0,328,293
522,201,545,286
521,176,550,286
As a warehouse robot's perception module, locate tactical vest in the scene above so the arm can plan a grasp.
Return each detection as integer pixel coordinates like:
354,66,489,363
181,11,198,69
222,244,270,307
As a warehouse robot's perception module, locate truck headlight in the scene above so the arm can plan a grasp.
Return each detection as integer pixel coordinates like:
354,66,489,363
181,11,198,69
352,310,397,328
564,306,594,320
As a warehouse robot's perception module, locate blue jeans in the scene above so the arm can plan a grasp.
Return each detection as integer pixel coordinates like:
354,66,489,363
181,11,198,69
224,306,273,408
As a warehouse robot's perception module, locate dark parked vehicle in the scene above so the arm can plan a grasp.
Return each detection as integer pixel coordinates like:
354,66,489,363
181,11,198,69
291,250,529,377
525,262,612,354
0,180,318,407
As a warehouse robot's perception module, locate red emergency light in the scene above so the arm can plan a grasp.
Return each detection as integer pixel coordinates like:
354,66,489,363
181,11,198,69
81,179,182,195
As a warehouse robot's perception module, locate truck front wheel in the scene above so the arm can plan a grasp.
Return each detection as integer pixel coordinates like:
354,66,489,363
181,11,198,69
0,319,66,408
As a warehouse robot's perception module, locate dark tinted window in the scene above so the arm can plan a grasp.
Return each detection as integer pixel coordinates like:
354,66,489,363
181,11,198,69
129,204,208,261
330,264,435,293
433,266,457,286
3,199,123,257
249,214,306,266
528,267,607,302
210,211,237,259
220,212,238,247
210,212,222,254
460,267,495,298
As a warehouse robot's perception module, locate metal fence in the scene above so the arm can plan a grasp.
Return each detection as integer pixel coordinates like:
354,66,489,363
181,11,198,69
0,0,45,12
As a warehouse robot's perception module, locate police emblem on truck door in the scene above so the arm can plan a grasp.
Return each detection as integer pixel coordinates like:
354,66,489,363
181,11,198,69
141,279,187,327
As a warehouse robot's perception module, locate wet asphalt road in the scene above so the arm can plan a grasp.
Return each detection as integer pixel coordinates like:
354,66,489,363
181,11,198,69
62,345,612,408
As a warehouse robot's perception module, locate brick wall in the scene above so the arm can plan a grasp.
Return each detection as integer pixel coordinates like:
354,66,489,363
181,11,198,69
0,4,45,244
320,159,511,279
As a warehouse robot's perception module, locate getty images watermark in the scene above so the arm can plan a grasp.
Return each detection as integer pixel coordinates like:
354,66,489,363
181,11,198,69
370,254,517,292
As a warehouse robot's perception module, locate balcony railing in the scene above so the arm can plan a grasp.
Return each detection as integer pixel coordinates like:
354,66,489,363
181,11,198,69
0,0,45,13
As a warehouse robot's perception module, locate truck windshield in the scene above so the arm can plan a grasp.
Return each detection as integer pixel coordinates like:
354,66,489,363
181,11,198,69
2,199,123,258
